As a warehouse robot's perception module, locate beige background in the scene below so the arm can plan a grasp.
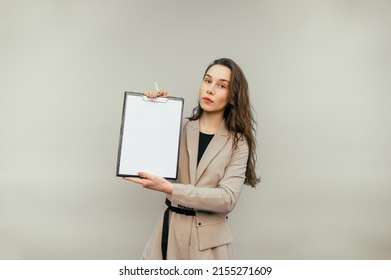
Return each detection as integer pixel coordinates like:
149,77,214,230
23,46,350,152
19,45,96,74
1,0,390,259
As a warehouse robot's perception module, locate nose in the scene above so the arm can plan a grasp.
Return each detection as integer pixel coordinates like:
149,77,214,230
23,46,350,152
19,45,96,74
206,86,214,95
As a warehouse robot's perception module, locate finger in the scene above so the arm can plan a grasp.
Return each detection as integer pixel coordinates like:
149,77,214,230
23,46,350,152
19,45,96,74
144,90,160,98
138,171,153,179
159,90,168,97
123,177,143,184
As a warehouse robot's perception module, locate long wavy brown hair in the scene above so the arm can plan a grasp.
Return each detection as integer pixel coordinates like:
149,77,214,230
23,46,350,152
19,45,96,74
188,58,260,187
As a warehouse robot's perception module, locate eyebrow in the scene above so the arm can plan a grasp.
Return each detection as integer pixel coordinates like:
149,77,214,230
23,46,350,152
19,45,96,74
205,74,230,83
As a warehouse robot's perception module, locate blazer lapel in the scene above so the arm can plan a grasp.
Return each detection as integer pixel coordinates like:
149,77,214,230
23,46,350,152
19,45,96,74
186,120,199,185
196,120,229,184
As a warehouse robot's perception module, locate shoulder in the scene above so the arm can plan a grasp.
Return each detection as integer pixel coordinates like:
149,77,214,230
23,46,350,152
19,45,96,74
182,118,190,125
231,134,249,156
181,118,198,130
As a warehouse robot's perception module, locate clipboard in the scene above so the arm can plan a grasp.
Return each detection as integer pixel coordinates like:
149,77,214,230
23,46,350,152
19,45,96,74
116,92,184,180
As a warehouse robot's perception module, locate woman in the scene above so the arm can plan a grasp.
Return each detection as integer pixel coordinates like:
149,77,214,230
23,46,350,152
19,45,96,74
125,58,259,259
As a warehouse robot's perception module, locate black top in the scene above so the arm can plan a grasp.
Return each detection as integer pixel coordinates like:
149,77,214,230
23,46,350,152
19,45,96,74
197,132,214,165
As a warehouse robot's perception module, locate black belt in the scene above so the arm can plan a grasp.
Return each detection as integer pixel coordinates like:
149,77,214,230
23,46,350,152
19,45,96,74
161,198,196,260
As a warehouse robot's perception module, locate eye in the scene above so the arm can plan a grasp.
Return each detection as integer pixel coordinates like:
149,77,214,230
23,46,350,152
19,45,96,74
204,78,212,83
218,83,227,89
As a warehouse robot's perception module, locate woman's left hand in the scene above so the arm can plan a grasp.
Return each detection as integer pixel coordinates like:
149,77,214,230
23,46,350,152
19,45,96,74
123,172,173,194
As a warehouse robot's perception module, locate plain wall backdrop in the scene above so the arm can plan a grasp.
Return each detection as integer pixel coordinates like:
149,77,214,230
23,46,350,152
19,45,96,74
1,0,390,259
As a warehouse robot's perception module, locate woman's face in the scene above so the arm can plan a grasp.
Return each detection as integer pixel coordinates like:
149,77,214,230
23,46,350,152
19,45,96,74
199,64,231,115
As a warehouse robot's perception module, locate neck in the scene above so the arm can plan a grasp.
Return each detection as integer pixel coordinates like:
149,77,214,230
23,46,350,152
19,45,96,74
199,111,224,134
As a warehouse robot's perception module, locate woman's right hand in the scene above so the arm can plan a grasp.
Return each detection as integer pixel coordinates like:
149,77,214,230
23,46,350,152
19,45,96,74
144,90,168,98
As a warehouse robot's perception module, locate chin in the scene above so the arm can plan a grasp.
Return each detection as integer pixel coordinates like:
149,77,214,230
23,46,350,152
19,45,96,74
199,103,208,111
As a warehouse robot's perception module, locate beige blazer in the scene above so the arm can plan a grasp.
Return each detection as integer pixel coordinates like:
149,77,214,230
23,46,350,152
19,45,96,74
169,118,249,250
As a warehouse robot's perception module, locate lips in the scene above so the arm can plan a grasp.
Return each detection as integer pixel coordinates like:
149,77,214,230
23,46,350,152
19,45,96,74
202,97,213,103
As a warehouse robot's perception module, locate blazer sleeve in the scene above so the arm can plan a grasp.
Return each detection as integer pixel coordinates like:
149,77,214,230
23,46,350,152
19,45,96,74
171,138,249,213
